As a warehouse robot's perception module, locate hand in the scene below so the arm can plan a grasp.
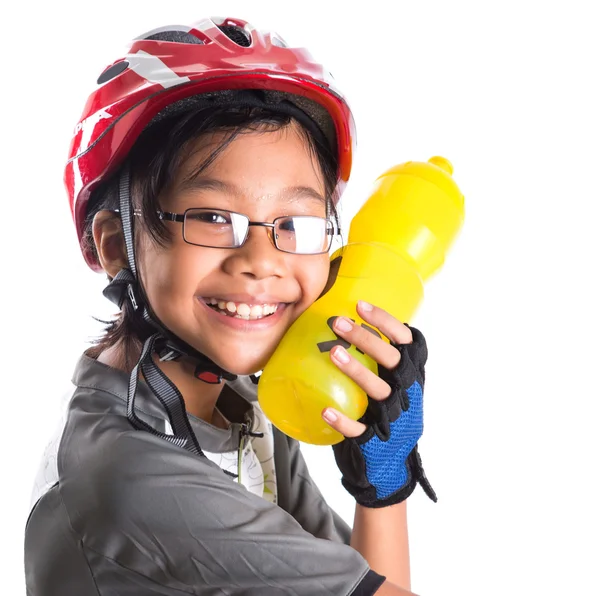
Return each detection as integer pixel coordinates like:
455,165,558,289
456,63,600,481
323,300,437,507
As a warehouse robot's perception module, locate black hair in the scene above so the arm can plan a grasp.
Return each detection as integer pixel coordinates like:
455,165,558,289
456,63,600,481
84,104,340,363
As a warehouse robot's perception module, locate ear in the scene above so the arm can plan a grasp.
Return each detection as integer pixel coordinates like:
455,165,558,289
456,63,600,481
92,210,129,278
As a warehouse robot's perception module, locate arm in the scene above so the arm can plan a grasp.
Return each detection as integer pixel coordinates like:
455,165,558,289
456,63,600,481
321,307,436,596
351,502,411,589
375,580,418,596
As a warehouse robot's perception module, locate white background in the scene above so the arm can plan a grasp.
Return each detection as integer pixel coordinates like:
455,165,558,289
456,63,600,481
2,1,599,594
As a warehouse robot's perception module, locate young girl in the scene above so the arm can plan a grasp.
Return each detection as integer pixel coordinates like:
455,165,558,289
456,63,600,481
25,16,436,595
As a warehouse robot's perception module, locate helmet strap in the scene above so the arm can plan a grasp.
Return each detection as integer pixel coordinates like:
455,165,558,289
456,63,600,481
100,167,237,455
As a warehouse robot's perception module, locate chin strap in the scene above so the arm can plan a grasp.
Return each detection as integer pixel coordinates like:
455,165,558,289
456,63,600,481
101,167,237,456
127,333,202,454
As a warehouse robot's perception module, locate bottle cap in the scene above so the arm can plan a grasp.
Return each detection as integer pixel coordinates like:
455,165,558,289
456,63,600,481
428,156,453,175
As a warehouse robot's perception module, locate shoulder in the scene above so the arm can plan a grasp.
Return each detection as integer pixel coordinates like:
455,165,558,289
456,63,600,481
57,385,253,534
62,418,238,512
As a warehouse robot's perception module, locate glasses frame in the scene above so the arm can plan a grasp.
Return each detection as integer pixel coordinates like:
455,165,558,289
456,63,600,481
157,208,336,255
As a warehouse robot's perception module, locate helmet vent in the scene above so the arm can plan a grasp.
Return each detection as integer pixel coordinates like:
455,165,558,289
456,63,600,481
218,24,251,47
97,60,129,85
144,30,204,44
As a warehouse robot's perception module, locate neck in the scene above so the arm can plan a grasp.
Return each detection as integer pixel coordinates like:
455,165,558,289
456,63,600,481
96,341,228,429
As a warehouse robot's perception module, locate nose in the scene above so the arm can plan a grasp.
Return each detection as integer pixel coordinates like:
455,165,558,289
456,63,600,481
221,225,287,280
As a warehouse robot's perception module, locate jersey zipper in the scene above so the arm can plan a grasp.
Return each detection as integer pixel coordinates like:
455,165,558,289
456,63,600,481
237,421,264,485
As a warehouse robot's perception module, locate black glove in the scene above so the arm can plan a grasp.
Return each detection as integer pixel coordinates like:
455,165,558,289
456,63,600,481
332,326,437,508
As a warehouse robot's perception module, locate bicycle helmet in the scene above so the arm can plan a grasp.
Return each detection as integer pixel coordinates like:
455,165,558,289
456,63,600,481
65,16,356,272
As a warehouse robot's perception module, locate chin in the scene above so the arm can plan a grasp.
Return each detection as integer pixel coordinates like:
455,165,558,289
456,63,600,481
190,332,283,377
219,358,268,377
207,350,272,377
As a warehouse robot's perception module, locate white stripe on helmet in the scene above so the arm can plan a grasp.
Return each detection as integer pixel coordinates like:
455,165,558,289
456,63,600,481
126,50,191,89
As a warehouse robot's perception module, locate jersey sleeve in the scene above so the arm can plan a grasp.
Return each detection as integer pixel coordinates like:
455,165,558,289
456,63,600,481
59,429,384,595
274,429,354,545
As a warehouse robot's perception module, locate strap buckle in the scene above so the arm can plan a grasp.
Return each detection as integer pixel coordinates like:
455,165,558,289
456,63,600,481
127,284,138,311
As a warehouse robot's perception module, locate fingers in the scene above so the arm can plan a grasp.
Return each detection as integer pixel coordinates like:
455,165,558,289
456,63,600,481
324,300,413,439
357,300,413,346
322,404,367,439
330,344,392,400
333,316,400,370
331,301,412,371
325,338,390,438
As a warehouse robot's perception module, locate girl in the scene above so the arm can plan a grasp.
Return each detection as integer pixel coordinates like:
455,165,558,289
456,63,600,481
25,16,435,595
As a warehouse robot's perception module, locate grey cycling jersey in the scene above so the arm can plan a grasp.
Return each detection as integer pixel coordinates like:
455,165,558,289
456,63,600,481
24,354,385,595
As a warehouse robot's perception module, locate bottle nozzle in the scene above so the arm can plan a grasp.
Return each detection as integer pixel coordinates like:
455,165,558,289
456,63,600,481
428,156,453,176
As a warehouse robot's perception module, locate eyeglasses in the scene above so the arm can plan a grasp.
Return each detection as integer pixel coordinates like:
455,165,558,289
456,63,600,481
157,208,336,255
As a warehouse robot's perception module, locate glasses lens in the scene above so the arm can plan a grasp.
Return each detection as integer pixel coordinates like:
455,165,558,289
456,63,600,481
274,216,333,254
183,209,248,247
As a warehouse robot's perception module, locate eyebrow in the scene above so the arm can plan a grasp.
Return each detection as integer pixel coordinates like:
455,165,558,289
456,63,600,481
177,176,327,205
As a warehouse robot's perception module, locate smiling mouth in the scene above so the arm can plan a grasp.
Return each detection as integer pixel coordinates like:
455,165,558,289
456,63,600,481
203,298,281,320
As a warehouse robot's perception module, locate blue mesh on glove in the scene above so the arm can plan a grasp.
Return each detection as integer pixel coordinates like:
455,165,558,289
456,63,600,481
332,326,437,508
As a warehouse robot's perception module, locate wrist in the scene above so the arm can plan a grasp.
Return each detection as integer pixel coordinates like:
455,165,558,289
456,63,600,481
351,500,411,589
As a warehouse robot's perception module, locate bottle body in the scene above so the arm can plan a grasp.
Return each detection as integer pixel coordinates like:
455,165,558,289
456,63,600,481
258,243,424,445
258,157,464,445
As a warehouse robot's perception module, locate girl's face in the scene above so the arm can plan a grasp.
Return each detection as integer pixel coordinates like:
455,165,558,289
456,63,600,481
136,123,332,375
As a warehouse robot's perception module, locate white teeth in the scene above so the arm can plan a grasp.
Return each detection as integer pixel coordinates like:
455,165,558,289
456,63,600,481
237,303,251,316
250,305,263,317
207,297,279,319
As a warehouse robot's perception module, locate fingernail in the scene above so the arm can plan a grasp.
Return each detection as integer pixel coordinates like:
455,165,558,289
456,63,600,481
358,300,373,312
322,408,338,423
332,345,350,363
334,317,353,332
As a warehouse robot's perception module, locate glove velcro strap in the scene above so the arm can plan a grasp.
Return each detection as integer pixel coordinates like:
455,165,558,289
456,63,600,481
339,444,437,508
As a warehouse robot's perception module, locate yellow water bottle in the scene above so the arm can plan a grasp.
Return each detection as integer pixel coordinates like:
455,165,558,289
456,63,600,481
258,157,465,445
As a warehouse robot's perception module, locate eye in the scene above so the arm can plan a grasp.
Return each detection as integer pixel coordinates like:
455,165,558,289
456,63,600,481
277,218,296,232
188,210,231,224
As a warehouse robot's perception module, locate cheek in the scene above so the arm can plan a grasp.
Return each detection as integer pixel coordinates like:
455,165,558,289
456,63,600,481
136,238,207,315
297,255,331,304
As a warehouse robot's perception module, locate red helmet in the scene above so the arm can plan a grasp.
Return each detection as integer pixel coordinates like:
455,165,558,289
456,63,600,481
65,16,356,272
